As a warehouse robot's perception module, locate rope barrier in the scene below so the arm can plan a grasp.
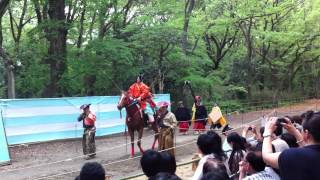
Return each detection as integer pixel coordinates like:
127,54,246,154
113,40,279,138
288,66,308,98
0,130,161,173
29,109,279,180
1,104,316,177
1,106,312,174
7,97,317,148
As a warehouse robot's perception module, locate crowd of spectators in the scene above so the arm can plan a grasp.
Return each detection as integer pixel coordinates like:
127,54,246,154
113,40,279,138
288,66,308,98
74,110,320,180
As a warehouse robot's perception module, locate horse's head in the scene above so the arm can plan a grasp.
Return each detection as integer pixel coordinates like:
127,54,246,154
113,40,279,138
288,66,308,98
117,91,130,110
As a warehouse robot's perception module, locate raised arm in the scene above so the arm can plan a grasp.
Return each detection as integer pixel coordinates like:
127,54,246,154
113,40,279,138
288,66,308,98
262,117,280,168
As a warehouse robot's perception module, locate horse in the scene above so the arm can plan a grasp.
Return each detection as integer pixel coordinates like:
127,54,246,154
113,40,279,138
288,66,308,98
117,91,159,157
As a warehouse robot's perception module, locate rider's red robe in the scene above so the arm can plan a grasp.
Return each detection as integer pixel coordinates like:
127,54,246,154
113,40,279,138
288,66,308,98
128,82,156,110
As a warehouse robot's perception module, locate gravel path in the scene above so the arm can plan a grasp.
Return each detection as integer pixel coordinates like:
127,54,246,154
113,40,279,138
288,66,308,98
0,99,318,180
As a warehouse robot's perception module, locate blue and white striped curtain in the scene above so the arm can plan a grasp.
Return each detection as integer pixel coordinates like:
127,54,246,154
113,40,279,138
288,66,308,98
0,94,170,145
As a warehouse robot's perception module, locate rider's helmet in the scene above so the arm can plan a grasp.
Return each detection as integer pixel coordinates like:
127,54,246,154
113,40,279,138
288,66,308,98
137,73,144,82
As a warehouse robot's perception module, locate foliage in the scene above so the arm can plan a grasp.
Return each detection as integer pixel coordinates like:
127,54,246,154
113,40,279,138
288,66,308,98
0,0,319,107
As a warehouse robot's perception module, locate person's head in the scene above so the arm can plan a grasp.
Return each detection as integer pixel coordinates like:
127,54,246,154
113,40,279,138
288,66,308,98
302,111,320,144
197,131,225,160
178,101,184,108
80,104,91,114
227,132,246,151
137,74,143,83
195,96,201,104
159,152,176,174
206,131,225,159
79,162,105,180
201,170,230,180
157,101,169,113
288,115,303,125
280,133,298,148
197,134,214,155
203,158,228,175
244,151,266,173
149,172,181,180
301,110,315,119
140,150,162,177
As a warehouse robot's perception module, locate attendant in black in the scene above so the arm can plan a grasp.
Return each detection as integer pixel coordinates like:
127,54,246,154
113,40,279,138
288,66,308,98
174,101,191,135
192,96,207,134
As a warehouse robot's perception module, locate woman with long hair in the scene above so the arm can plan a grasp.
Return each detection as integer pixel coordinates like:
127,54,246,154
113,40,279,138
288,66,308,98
227,132,247,176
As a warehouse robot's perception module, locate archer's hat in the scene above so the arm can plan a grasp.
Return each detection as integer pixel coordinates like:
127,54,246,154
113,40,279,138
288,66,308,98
80,104,91,110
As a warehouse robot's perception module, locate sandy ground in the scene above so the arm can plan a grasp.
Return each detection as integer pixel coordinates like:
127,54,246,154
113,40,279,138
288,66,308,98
0,99,319,180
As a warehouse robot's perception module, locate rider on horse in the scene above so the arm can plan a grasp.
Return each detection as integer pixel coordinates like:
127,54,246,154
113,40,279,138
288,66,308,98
128,74,156,125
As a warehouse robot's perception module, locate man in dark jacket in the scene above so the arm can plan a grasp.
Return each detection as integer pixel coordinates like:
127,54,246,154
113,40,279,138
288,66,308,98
174,101,191,135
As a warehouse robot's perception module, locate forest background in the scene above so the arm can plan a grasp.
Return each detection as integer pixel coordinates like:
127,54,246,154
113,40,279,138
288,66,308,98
0,0,319,111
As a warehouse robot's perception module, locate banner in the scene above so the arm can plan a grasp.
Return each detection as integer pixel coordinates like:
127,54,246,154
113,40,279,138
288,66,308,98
0,94,170,145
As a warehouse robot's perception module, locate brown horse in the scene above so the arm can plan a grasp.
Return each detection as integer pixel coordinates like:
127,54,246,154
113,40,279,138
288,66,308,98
117,91,159,157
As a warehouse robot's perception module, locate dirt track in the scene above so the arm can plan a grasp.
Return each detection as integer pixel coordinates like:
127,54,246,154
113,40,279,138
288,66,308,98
0,99,319,180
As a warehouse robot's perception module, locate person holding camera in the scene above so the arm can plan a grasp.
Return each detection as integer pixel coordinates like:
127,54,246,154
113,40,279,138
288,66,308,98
262,111,320,180
239,150,280,180
78,104,96,159
242,125,261,147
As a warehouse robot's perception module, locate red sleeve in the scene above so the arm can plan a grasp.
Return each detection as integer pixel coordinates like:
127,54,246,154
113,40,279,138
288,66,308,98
140,83,151,99
128,84,135,97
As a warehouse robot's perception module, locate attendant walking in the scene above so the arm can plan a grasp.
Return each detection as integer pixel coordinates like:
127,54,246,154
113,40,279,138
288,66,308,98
78,104,96,159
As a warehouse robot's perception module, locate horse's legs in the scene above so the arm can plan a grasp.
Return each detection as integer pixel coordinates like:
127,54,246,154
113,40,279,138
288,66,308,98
137,128,144,154
129,128,135,157
151,122,159,150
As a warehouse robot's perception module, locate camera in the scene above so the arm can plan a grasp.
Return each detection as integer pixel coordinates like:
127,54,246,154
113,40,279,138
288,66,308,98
276,118,287,127
248,126,253,131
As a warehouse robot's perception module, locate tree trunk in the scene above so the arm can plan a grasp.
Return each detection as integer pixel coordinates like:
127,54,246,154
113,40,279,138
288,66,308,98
0,0,15,98
0,47,15,99
0,18,2,48
77,0,86,48
88,11,96,40
158,69,164,94
158,46,165,93
241,18,254,101
7,64,15,98
43,0,67,97
182,0,195,54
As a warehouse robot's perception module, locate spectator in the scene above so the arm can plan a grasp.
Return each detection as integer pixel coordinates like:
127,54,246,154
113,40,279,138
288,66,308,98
201,171,230,180
288,115,303,125
287,115,303,131
159,151,177,175
258,126,289,153
239,151,280,180
280,133,299,148
206,131,229,161
227,132,247,175
141,150,162,178
202,158,228,177
242,125,261,147
78,162,105,180
149,172,181,180
262,111,320,180
193,131,227,180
